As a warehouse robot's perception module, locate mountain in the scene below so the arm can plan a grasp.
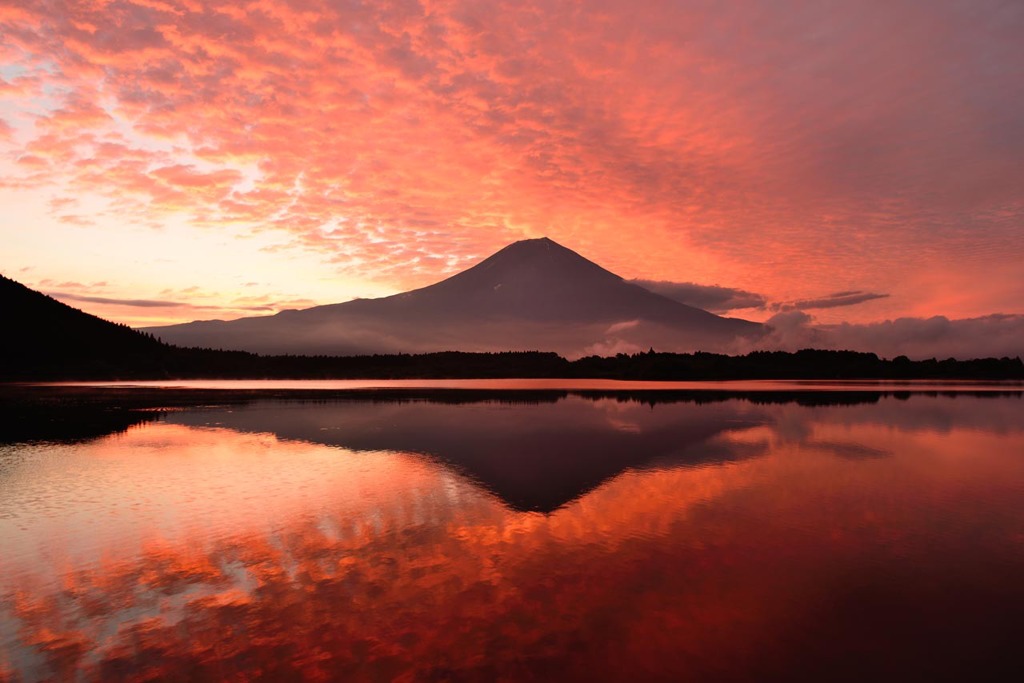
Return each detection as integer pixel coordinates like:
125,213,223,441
0,273,171,379
4,272,1019,380
143,237,762,356
0,274,272,380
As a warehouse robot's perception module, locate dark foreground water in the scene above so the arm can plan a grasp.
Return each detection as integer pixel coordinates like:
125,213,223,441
1,386,1023,681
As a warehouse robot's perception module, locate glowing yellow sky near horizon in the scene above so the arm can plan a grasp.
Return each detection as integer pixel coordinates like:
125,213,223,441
1,0,1022,330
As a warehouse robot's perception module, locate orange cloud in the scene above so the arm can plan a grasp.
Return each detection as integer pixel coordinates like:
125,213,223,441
3,396,1023,679
0,0,1021,327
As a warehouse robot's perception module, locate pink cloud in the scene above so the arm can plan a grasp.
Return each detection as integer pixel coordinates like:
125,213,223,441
0,0,1020,331
149,164,242,189
39,279,319,327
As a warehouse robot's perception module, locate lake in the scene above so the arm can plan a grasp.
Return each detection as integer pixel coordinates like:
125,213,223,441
2,383,1023,681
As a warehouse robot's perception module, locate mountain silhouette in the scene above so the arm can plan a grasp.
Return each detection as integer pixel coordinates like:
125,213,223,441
143,237,761,355
0,273,172,379
4,272,1020,380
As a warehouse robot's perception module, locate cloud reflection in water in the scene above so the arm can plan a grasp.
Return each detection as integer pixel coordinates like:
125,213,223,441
2,392,1023,681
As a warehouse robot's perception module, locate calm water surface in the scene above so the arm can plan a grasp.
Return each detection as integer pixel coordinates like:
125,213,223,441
1,387,1023,681
40,378,1023,391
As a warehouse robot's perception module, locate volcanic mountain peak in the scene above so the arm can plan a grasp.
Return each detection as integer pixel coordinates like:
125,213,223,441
415,236,622,301
367,235,693,324
484,236,606,268
141,237,762,355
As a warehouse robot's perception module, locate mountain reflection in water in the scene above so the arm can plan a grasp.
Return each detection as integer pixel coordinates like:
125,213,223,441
1,391,1023,681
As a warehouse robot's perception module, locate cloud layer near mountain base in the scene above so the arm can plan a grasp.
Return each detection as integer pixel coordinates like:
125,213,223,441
146,309,1023,361
735,312,1024,361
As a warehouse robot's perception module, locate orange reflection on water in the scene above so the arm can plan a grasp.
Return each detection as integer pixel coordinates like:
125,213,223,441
43,378,1024,392
2,395,1024,680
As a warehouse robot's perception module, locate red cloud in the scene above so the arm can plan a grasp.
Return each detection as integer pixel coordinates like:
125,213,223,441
0,0,1021,325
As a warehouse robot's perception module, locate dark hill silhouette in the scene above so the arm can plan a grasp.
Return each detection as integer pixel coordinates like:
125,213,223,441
141,237,761,355
0,273,170,378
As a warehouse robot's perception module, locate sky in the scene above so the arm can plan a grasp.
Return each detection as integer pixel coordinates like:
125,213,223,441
1,0,1022,338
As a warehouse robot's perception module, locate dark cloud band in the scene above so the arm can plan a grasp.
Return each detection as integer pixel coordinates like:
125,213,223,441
47,292,274,312
631,279,767,313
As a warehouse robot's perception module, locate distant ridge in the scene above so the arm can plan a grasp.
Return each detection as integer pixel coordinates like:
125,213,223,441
142,237,762,356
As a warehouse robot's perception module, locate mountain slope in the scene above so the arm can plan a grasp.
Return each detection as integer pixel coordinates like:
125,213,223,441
143,238,762,356
343,237,746,325
0,273,170,379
